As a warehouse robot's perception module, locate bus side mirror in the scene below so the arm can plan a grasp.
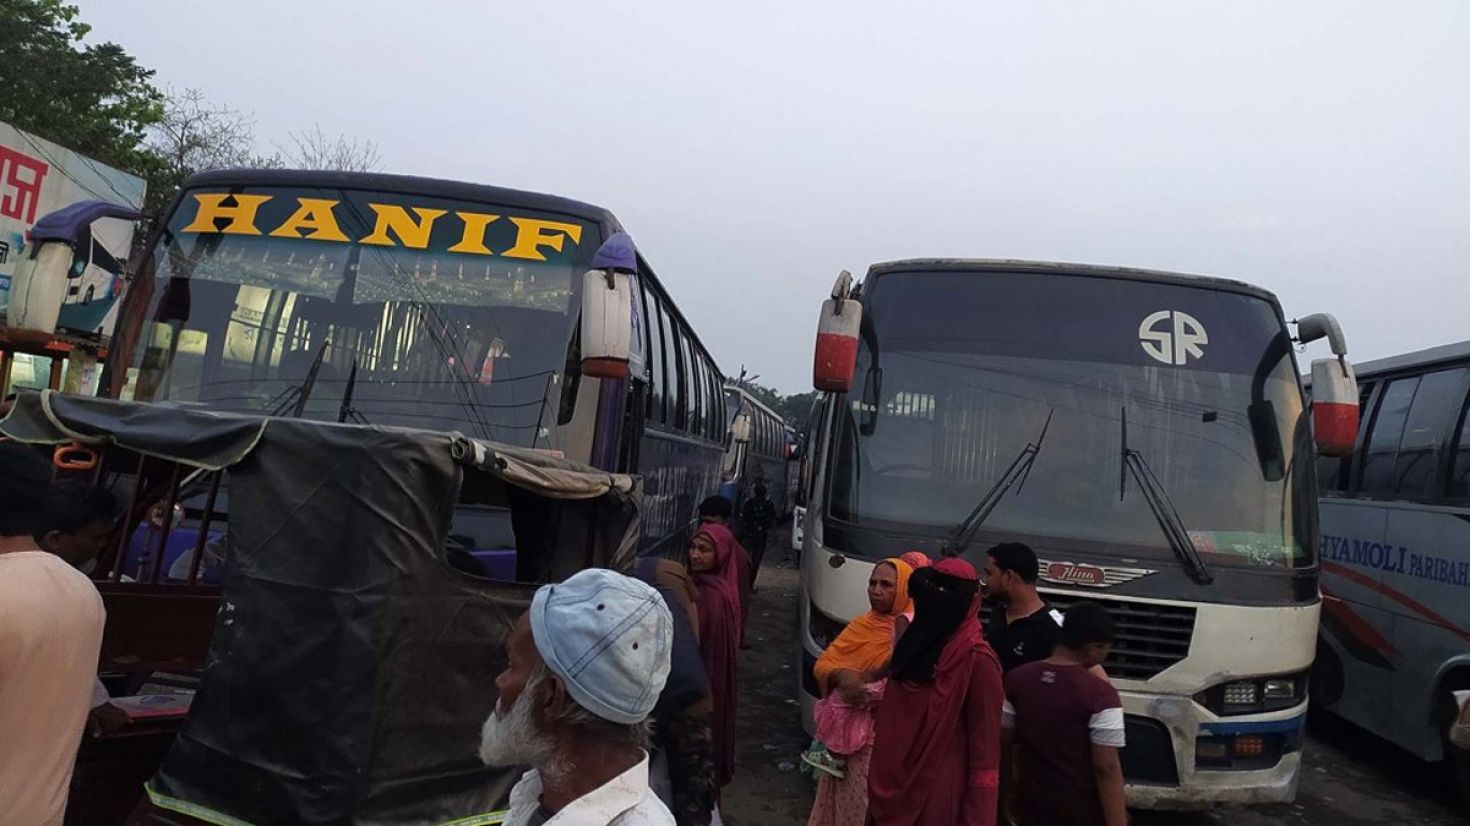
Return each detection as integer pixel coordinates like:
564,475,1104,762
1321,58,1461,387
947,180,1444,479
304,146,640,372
731,414,752,444
580,233,637,380
1311,358,1359,457
1247,400,1286,482
814,270,861,392
6,240,75,340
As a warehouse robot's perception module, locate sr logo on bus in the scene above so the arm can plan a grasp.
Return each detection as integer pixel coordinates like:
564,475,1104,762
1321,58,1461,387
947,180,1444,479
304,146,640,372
1139,310,1208,366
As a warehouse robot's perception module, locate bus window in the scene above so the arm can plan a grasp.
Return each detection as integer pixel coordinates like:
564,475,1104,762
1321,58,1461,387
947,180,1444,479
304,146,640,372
1393,368,1470,499
689,344,704,436
638,276,662,421
1452,400,1470,500
658,298,679,426
643,285,667,420
1358,378,1418,496
708,366,722,440
679,333,696,432
698,359,714,439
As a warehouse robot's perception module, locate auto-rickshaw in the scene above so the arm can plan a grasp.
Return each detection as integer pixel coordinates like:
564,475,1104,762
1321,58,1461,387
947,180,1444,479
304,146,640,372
1,391,642,825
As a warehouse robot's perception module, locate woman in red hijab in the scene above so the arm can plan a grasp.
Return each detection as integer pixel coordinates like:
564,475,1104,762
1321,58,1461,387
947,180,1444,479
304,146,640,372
689,522,744,790
867,556,1002,826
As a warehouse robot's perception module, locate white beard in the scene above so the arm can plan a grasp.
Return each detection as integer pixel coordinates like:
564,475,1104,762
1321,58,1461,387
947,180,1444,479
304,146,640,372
479,676,558,769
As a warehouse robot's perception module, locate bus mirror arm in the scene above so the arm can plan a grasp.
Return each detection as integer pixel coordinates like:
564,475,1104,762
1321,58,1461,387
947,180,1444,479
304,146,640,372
1294,313,1348,359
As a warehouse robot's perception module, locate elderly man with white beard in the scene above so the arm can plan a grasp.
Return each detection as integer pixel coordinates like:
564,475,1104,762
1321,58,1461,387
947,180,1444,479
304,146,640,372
480,567,677,825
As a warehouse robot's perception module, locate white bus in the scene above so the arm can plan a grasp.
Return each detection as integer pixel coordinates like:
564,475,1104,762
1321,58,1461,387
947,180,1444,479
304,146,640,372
797,259,1356,809
722,383,795,517
1311,340,1470,798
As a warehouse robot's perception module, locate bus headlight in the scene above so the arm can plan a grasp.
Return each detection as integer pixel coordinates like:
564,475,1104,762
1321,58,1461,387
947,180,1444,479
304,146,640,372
1196,673,1307,716
1263,678,1296,700
1223,681,1258,707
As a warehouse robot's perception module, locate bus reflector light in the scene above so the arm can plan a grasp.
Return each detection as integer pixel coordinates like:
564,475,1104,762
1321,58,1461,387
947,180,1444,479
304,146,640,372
1195,738,1228,762
1232,735,1266,758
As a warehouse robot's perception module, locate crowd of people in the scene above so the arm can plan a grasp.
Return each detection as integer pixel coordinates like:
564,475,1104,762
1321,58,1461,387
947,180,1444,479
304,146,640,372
801,542,1127,826
469,493,1129,826
1,440,1125,825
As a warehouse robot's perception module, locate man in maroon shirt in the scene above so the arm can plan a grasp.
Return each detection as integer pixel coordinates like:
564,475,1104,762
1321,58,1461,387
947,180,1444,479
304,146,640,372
1001,601,1128,826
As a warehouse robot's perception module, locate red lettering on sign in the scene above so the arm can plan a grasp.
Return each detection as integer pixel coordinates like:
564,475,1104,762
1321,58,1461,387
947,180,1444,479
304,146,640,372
1044,562,1105,586
0,144,50,225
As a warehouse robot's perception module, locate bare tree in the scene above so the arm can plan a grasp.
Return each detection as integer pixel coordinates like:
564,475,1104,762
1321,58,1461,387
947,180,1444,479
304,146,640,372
142,87,278,215
279,125,382,172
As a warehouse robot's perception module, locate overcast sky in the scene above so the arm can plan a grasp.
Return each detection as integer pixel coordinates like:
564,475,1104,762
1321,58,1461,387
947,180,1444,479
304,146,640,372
80,1,1469,393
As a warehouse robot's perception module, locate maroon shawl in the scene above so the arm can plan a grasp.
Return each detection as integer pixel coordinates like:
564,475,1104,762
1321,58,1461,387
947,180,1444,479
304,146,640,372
692,522,743,787
868,557,1003,825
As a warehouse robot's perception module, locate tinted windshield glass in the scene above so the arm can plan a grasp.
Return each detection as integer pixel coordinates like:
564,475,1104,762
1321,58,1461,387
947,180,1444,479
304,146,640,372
828,270,1312,568
123,186,601,446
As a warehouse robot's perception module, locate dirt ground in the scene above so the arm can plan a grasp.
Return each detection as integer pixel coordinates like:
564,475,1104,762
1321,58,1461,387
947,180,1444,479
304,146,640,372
721,545,813,825
720,526,1466,825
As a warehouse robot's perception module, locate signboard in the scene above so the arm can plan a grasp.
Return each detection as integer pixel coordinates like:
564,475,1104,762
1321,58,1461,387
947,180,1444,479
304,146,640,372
0,120,147,336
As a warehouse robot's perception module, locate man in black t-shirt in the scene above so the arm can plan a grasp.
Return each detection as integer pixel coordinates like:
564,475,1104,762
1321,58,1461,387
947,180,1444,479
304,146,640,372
984,542,1064,672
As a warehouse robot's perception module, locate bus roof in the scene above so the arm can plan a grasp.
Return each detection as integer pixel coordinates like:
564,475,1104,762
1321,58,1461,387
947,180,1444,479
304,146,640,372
1347,339,1470,379
724,384,786,423
864,258,1280,304
183,169,623,229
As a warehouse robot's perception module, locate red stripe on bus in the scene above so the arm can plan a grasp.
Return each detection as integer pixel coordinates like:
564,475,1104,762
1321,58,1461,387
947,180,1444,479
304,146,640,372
1322,561,1470,645
1321,586,1399,658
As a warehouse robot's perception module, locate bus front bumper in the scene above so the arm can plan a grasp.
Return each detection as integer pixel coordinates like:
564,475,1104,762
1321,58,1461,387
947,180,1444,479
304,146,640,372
1120,691,1305,810
1128,752,1300,809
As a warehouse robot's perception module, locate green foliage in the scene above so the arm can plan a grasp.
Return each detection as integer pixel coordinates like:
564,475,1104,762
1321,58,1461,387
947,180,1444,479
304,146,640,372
0,0,165,177
741,382,819,428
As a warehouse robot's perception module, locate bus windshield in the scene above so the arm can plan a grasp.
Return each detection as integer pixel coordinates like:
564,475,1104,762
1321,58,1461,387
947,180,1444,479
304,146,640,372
828,269,1314,569
123,185,601,446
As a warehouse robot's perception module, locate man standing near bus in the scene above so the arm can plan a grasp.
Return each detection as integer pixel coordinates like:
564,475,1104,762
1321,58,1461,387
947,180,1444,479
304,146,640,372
1002,601,1128,826
739,481,775,587
0,443,107,825
983,543,1064,672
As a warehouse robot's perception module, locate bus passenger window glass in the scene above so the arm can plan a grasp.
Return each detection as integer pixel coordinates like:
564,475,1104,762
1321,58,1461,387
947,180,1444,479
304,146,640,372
679,334,697,431
700,361,716,439
1451,402,1470,500
711,371,724,439
640,279,663,421
1358,378,1418,496
1392,368,1470,500
690,346,704,435
659,301,680,426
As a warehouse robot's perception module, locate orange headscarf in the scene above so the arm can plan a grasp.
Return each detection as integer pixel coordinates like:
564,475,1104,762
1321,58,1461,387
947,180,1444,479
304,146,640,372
812,558,913,691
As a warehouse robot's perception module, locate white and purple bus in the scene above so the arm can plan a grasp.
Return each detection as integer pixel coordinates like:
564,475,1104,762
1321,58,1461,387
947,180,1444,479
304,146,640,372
108,169,728,577
797,259,1357,809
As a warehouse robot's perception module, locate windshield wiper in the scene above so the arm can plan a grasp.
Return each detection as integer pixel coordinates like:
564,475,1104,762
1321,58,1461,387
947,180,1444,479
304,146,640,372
941,409,1053,556
269,342,328,418
337,358,369,425
1118,407,1214,585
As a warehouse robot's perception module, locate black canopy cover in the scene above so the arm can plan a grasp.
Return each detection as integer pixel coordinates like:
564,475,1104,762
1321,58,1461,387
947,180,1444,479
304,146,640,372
1,392,643,825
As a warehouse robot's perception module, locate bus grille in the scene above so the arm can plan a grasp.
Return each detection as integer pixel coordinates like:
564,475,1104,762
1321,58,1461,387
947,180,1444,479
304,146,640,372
983,595,1196,681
